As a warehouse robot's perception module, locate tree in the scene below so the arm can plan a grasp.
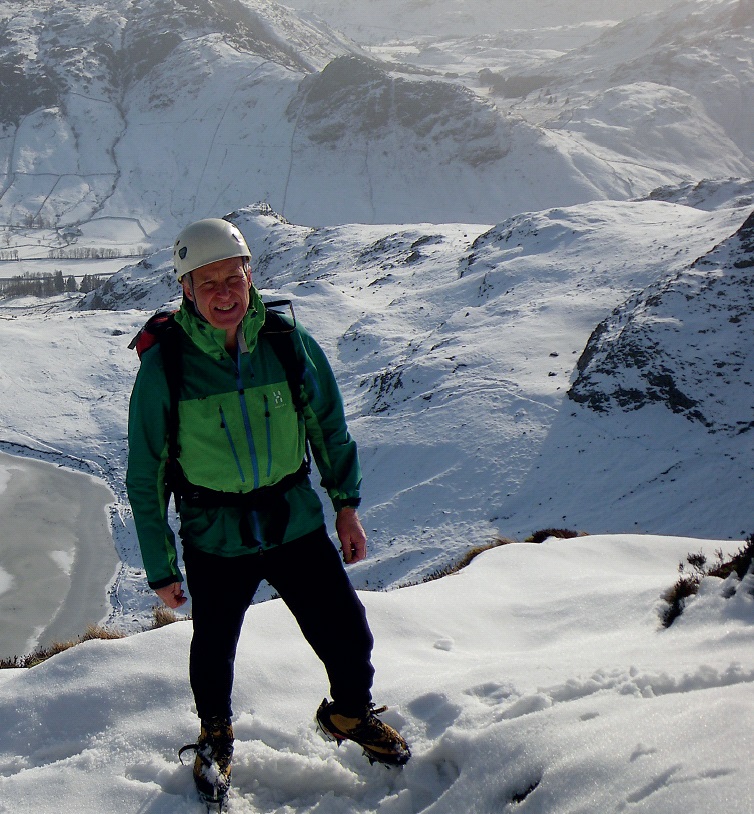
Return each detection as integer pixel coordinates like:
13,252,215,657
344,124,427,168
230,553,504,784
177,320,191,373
79,274,105,293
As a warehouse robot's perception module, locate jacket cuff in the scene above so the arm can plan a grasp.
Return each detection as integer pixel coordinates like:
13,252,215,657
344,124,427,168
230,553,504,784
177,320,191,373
333,497,361,511
148,574,182,590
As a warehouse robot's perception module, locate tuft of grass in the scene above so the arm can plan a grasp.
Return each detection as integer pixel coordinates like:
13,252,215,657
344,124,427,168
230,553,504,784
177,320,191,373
401,537,516,587
152,604,184,628
661,533,754,628
434,536,517,577
525,528,588,544
661,572,704,629
0,624,125,669
706,537,754,581
401,529,590,588
0,604,191,669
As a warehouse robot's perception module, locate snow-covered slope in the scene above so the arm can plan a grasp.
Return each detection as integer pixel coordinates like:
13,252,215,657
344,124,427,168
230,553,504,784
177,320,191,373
569,211,754,434
0,3,752,807
484,0,754,193
501,205,754,543
1,533,753,814
56,189,752,608
281,0,682,41
0,0,361,243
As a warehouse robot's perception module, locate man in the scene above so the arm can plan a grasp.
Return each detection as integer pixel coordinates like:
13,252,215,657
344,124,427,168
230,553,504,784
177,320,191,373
127,218,410,806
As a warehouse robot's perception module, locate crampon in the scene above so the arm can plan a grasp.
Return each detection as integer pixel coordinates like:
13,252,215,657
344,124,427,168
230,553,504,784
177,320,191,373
316,698,411,766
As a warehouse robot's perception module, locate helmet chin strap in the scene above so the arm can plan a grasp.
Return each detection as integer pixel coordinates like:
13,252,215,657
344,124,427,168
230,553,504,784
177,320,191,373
184,273,209,323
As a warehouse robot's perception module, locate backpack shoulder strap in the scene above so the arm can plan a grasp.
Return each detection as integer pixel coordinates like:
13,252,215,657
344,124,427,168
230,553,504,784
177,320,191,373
157,315,183,466
128,310,177,358
129,311,183,507
260,301,312,473
260,301,306,414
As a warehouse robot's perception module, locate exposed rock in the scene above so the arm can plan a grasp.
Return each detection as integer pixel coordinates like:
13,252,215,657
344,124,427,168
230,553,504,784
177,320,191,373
568,210,754,435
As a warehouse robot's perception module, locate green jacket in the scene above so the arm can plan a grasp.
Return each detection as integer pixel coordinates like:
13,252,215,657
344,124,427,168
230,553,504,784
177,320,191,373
126,288,362,588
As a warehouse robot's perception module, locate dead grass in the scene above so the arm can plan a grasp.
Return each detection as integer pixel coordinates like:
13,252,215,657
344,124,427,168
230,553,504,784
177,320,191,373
397,538,515,587
415,537,517,584
661,533,754,628
524,528,588,544
0,604,190,669
152,604,184,629
0,624,126,669
404,529,589,587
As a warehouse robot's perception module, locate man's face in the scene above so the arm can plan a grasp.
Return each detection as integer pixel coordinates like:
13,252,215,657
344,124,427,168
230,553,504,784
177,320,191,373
183,257,251,333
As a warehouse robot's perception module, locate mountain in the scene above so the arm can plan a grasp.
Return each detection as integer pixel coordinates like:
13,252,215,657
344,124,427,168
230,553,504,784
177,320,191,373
0,0,361,244
483,0,754,192
280,0,683,41
497,196,754,544
1,0,754,651
1,8,754,806
0,0,751,257
63,186,751,602
569,210,754,436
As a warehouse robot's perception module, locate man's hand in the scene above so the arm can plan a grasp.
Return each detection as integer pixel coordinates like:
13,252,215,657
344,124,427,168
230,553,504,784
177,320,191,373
336,507,367,564
155,581,188,609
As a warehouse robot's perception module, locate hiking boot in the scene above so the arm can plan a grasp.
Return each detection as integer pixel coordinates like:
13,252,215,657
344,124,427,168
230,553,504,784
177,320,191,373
179,716,234,803
316,698,411,766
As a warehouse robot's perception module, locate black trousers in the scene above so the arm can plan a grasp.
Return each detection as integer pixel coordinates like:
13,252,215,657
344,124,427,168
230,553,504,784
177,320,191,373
183,526,375,722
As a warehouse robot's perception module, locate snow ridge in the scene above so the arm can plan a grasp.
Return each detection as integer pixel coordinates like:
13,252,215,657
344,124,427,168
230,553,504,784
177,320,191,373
569,210,754,435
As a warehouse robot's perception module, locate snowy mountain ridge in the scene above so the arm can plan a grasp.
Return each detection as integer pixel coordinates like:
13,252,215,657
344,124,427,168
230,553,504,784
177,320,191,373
0,0,751,251
504,0,754,159
53,183,749,606
279,0,683,41
2,532,753,814
569,210,754,435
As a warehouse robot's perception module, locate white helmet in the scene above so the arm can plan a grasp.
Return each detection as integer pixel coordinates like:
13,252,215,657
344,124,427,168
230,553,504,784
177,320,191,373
173,218,251,280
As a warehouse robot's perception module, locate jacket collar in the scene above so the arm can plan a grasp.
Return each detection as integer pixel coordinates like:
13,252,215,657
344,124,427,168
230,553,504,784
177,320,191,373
174,285,266,358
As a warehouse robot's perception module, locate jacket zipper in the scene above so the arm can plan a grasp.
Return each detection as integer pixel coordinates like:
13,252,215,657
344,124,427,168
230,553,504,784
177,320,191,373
236,345,260,490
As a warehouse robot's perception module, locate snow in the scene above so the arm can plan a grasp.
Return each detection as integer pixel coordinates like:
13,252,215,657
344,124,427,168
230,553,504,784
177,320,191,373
281,0,680,41
0,566,12,597
0,190,752,810
1,194,752,615
0,0,752,809
0,459,14,492
0,533,752,813
1,0,751,241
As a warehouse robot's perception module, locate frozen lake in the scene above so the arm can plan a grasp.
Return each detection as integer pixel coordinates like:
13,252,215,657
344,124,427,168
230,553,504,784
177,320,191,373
0,451,119,660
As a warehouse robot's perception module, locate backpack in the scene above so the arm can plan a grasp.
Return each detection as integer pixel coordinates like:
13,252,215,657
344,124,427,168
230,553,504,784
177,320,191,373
129,300,307,509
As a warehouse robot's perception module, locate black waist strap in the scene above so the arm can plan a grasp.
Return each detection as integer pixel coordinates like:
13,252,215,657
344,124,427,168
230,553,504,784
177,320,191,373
179,461,310,510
